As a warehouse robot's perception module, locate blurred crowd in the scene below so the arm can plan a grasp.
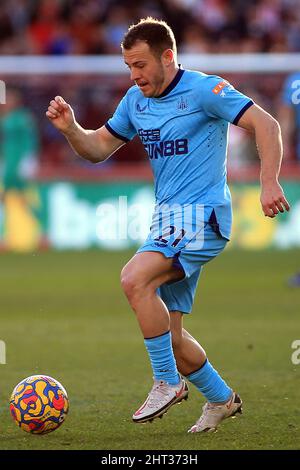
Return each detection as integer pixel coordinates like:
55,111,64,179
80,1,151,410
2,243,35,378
1,0,300,175
0,0,300,55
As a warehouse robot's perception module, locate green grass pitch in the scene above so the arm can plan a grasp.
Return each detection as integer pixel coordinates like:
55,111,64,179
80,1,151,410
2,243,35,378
0,249,299,450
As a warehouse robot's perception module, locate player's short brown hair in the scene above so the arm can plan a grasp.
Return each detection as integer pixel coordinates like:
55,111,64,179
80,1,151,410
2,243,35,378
121,17,177,58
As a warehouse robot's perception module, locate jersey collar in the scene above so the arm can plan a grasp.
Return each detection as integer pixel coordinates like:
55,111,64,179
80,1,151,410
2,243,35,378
155,66,185,99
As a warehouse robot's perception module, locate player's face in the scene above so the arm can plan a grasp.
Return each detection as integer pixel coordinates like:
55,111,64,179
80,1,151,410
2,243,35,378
123,42,169,98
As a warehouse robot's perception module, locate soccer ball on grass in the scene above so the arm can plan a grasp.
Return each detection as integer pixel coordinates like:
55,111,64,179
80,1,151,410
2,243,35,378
9,375,69,434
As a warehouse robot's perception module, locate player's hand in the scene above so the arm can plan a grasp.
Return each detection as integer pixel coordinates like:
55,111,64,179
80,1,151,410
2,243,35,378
260,180,290,218
46,96,75,134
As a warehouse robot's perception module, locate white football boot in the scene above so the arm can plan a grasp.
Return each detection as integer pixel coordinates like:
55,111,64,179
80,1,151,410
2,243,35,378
132,377,189,423
188,392,242,433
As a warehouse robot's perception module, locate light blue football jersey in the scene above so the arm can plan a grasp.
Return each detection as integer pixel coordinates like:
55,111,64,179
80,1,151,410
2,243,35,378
105,68,253,241
282,72,300,160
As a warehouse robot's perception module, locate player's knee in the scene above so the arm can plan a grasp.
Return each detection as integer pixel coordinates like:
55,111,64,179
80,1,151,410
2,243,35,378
120,267,147,305
120,267,134,297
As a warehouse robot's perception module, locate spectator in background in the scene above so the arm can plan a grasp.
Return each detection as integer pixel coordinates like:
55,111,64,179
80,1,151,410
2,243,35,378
0,87,39,195
279,72,300,286
282,1,300,52
103,5,132,54
279,72,300,162
28,0,62,54
0,86,46,249
179,23,210,54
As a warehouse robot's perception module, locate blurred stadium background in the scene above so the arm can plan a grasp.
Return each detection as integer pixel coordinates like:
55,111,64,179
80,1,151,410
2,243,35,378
0,0,300,451
0,0,300,251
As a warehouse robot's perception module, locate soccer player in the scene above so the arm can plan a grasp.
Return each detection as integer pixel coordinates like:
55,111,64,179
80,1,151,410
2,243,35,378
46,18,290,433
279,72,300,286
279,71,300,162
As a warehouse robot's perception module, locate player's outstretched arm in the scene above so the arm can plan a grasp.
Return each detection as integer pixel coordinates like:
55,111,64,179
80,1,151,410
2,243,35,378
46,96,125,163
236,104,290,218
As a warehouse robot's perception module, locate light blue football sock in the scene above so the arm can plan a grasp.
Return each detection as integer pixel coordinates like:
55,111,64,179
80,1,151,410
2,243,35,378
144,331,180,386
186,359,232,403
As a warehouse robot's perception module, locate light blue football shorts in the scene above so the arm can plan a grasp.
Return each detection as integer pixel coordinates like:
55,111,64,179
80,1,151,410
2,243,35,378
136,222,227,314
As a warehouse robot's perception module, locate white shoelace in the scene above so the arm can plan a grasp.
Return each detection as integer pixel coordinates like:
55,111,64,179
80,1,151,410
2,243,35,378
194,402,222,426
147,381,174,408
